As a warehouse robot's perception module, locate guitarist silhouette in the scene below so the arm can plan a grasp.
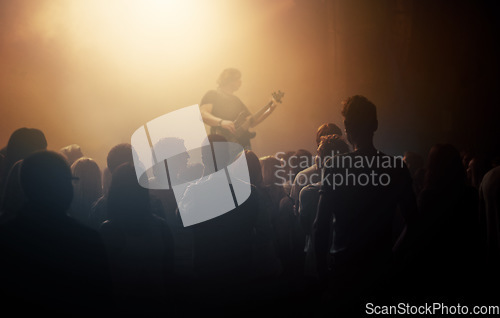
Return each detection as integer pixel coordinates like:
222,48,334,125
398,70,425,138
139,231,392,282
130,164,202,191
200,68,283,150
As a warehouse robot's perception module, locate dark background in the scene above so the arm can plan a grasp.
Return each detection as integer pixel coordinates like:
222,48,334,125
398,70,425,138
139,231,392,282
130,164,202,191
322,0,500,159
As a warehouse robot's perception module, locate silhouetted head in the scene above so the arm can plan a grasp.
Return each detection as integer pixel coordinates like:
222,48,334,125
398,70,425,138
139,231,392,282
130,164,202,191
71,157,102,207
403,151,425,176
243,150,263,187
60,144,84,166
1,160,25,217
413,167,426,197
260,155,283,186
152,137,189,181
467,155,492,188
316,134,350,166
5,128,47,167
460,150,473,170
341,95,378,146
425,144,466,189
20,151,73,213
289,149,313,179
276,151,294,161
201,134,230,174
153,138,188,162
275,150,294,177
107,143,133,174
107,162,151,223
179,163,204,182
316,123,342,145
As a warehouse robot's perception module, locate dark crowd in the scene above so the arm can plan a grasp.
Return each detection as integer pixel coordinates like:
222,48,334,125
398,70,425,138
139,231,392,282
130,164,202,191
0,95,499,317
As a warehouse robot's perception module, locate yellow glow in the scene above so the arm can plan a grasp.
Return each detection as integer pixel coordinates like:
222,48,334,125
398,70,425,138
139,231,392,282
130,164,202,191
1,0,325,169
61,0,217,70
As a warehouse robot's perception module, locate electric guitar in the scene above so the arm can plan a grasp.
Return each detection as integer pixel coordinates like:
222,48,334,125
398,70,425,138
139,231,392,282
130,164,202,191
214,90,284,145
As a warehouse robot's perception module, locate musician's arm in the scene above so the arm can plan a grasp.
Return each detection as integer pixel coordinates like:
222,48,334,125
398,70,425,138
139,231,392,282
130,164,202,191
250,102,277,127
200,103,236,133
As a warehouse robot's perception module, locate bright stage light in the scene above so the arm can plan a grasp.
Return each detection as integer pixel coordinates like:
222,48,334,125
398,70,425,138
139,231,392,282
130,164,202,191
61,0,218,70
4,0,304,168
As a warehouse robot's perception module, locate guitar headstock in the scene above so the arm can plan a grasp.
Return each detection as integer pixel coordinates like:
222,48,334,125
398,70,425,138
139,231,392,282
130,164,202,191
271,90,285,104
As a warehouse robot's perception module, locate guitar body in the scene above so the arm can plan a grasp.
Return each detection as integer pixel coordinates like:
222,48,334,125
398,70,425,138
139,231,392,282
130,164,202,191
213,90,284,147
213,111,256,146
233,111,257,139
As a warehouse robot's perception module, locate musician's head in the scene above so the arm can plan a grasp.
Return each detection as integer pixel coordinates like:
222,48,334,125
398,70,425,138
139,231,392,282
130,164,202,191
217,68,242,92
341,95,378,146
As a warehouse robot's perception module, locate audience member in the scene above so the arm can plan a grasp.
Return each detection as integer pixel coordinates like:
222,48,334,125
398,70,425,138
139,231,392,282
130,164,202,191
260,155,287,213
178,135,260,312
148,137,196,279
0,88,496,316
0,128,47,207
276,150,294,195
290,123,344,210
299,134,349,278
314,95,417,314
479,166,500,267
396,144,483,298
0,151,111,315
242,150,281,278
277,148,313,280
99,162,174,315
60,144,84,166
283,149,313,198
68,157,102,227
88,143,134,230
467,155,492,189
403,151,424,178
0,161,25,224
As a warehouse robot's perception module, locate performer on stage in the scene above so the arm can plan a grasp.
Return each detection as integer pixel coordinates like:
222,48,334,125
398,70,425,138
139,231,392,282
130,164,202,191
199,68,279,150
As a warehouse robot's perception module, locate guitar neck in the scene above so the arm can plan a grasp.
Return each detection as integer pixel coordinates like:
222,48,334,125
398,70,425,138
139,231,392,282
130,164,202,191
250,100,274,122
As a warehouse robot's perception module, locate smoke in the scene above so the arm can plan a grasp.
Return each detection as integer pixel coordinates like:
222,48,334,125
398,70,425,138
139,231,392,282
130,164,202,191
0,0,329,168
